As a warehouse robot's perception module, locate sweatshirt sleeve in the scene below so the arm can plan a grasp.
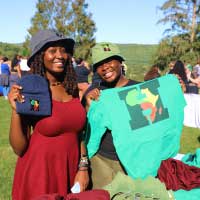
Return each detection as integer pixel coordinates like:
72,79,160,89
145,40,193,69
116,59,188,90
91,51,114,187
85,98,108,158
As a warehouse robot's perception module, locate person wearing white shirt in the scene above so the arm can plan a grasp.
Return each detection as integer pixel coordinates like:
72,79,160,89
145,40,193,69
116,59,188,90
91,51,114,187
20,56,30,76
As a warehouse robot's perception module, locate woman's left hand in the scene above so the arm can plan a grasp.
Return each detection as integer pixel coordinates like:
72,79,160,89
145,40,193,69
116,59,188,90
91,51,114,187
74,170,89,192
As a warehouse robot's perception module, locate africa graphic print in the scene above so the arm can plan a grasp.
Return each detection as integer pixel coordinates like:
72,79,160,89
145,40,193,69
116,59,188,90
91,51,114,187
86,75,186,178
119,79,169,130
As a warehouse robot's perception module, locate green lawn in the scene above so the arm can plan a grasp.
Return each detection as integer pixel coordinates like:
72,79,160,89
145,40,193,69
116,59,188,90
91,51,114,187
0,96,200,199
0,97,16,200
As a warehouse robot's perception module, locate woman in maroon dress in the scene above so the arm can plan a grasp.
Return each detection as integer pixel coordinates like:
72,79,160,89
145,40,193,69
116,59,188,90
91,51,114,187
8,30,89,200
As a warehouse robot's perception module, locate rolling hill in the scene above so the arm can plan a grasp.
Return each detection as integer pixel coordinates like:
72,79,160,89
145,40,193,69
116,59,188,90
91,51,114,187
117,44,158,81
0,42,158,81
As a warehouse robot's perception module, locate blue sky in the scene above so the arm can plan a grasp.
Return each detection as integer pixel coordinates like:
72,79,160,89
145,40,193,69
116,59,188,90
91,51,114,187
0,0,167,44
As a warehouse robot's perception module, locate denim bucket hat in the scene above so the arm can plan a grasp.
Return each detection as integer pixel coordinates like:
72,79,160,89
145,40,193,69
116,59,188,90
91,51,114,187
92,42,125,72
27,29,75,67
16,74,51,116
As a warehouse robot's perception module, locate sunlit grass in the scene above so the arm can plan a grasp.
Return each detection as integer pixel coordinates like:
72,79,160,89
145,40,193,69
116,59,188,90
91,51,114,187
0,97,16,199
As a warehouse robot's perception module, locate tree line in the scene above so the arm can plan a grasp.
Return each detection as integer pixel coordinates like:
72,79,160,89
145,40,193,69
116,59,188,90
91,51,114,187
154,0,200,68
1,0,200,71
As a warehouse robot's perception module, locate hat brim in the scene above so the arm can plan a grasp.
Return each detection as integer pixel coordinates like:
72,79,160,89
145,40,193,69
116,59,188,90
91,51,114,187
93,55,125,72
27,38,75,67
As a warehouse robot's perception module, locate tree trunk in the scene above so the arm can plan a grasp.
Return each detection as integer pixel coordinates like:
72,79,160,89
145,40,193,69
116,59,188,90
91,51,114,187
191,0,197,44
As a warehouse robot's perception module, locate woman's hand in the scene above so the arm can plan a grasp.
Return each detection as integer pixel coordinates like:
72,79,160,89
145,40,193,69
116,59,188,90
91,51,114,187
74,170,89,192
8,84,24,110
85,88,101,111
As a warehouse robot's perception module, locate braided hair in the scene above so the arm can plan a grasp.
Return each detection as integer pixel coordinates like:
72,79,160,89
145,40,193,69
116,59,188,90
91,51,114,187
29,51,79,98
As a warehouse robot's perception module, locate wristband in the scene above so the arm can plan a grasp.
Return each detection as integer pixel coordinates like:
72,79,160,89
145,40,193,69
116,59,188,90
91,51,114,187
78,155,89,169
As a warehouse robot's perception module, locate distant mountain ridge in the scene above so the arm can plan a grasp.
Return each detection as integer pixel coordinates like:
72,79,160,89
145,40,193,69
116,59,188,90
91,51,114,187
0,42,24,58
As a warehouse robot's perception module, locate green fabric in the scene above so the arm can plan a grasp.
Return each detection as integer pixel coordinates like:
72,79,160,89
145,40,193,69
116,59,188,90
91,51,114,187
174,189,200,200
174,148,200,200
86,75,186,179
182,148,200,168
103,172,174,200
90,154,126,189
92,42,124,69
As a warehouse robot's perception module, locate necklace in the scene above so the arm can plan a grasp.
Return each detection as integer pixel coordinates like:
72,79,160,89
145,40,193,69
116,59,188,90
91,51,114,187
50,81,63,86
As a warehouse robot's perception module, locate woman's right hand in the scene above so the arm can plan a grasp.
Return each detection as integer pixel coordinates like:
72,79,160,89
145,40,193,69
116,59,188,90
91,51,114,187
85,88,101,111
8,84,24,110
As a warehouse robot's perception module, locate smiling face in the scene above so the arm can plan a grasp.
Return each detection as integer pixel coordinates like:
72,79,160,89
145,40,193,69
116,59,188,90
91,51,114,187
43,43,69,75
96,59,122,83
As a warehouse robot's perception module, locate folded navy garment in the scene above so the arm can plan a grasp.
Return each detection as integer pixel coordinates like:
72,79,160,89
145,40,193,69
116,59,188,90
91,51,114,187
16,74,51,116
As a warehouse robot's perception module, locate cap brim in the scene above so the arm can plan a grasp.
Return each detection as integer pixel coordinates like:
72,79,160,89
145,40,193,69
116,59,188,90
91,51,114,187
93,55,125,72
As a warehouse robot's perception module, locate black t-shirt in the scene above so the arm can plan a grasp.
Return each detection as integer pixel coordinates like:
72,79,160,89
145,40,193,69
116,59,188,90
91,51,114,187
82,79,140,160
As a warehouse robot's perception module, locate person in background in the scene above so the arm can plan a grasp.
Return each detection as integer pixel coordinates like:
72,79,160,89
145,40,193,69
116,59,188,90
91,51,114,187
168,60,187,92
185,64,200,91
91,71,102,86
0,56,10,99
144,64,161,81
20,56,30,76
8,29,89,200
166,60,176,74
75,58,91,100
10,54,21,88
82,42,139,188
193,59,200,78
72,57,77,69
0,56,2,74
0,56,3,95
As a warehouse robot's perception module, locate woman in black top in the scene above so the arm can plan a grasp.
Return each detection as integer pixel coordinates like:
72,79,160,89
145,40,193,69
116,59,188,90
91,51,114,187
83,42,139,189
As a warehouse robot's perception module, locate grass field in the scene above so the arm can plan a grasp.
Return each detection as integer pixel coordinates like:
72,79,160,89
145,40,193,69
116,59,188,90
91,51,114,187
0,93,200,199
0,97,16,200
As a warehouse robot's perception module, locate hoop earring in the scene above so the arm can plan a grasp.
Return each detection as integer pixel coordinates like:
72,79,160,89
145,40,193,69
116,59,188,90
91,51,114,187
121,65,126,76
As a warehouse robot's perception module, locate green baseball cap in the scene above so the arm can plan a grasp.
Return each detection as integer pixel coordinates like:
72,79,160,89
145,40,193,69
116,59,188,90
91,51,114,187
92,42,125,72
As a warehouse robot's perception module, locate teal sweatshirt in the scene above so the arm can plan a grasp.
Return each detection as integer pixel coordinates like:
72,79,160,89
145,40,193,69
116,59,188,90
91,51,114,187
86,75,186,179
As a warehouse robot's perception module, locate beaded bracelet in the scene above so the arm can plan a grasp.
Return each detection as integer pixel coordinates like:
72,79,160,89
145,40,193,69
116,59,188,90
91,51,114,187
80,155,88,163
78,155,89,169
78,160,89,168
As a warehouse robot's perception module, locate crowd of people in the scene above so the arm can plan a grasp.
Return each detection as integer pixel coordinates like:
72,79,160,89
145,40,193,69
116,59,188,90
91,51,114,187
2,47,200,100
144,59,200,94
0,54,30,99
1,29,200,200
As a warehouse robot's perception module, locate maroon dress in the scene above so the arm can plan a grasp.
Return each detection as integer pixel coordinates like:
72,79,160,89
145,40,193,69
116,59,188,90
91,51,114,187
12,98,86,200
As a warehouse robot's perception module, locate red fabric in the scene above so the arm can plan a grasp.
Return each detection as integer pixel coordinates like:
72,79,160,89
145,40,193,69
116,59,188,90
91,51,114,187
32,193,63,200
32,190,110,200
67,190,110,200
12,99,86,200
157,158,200,191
